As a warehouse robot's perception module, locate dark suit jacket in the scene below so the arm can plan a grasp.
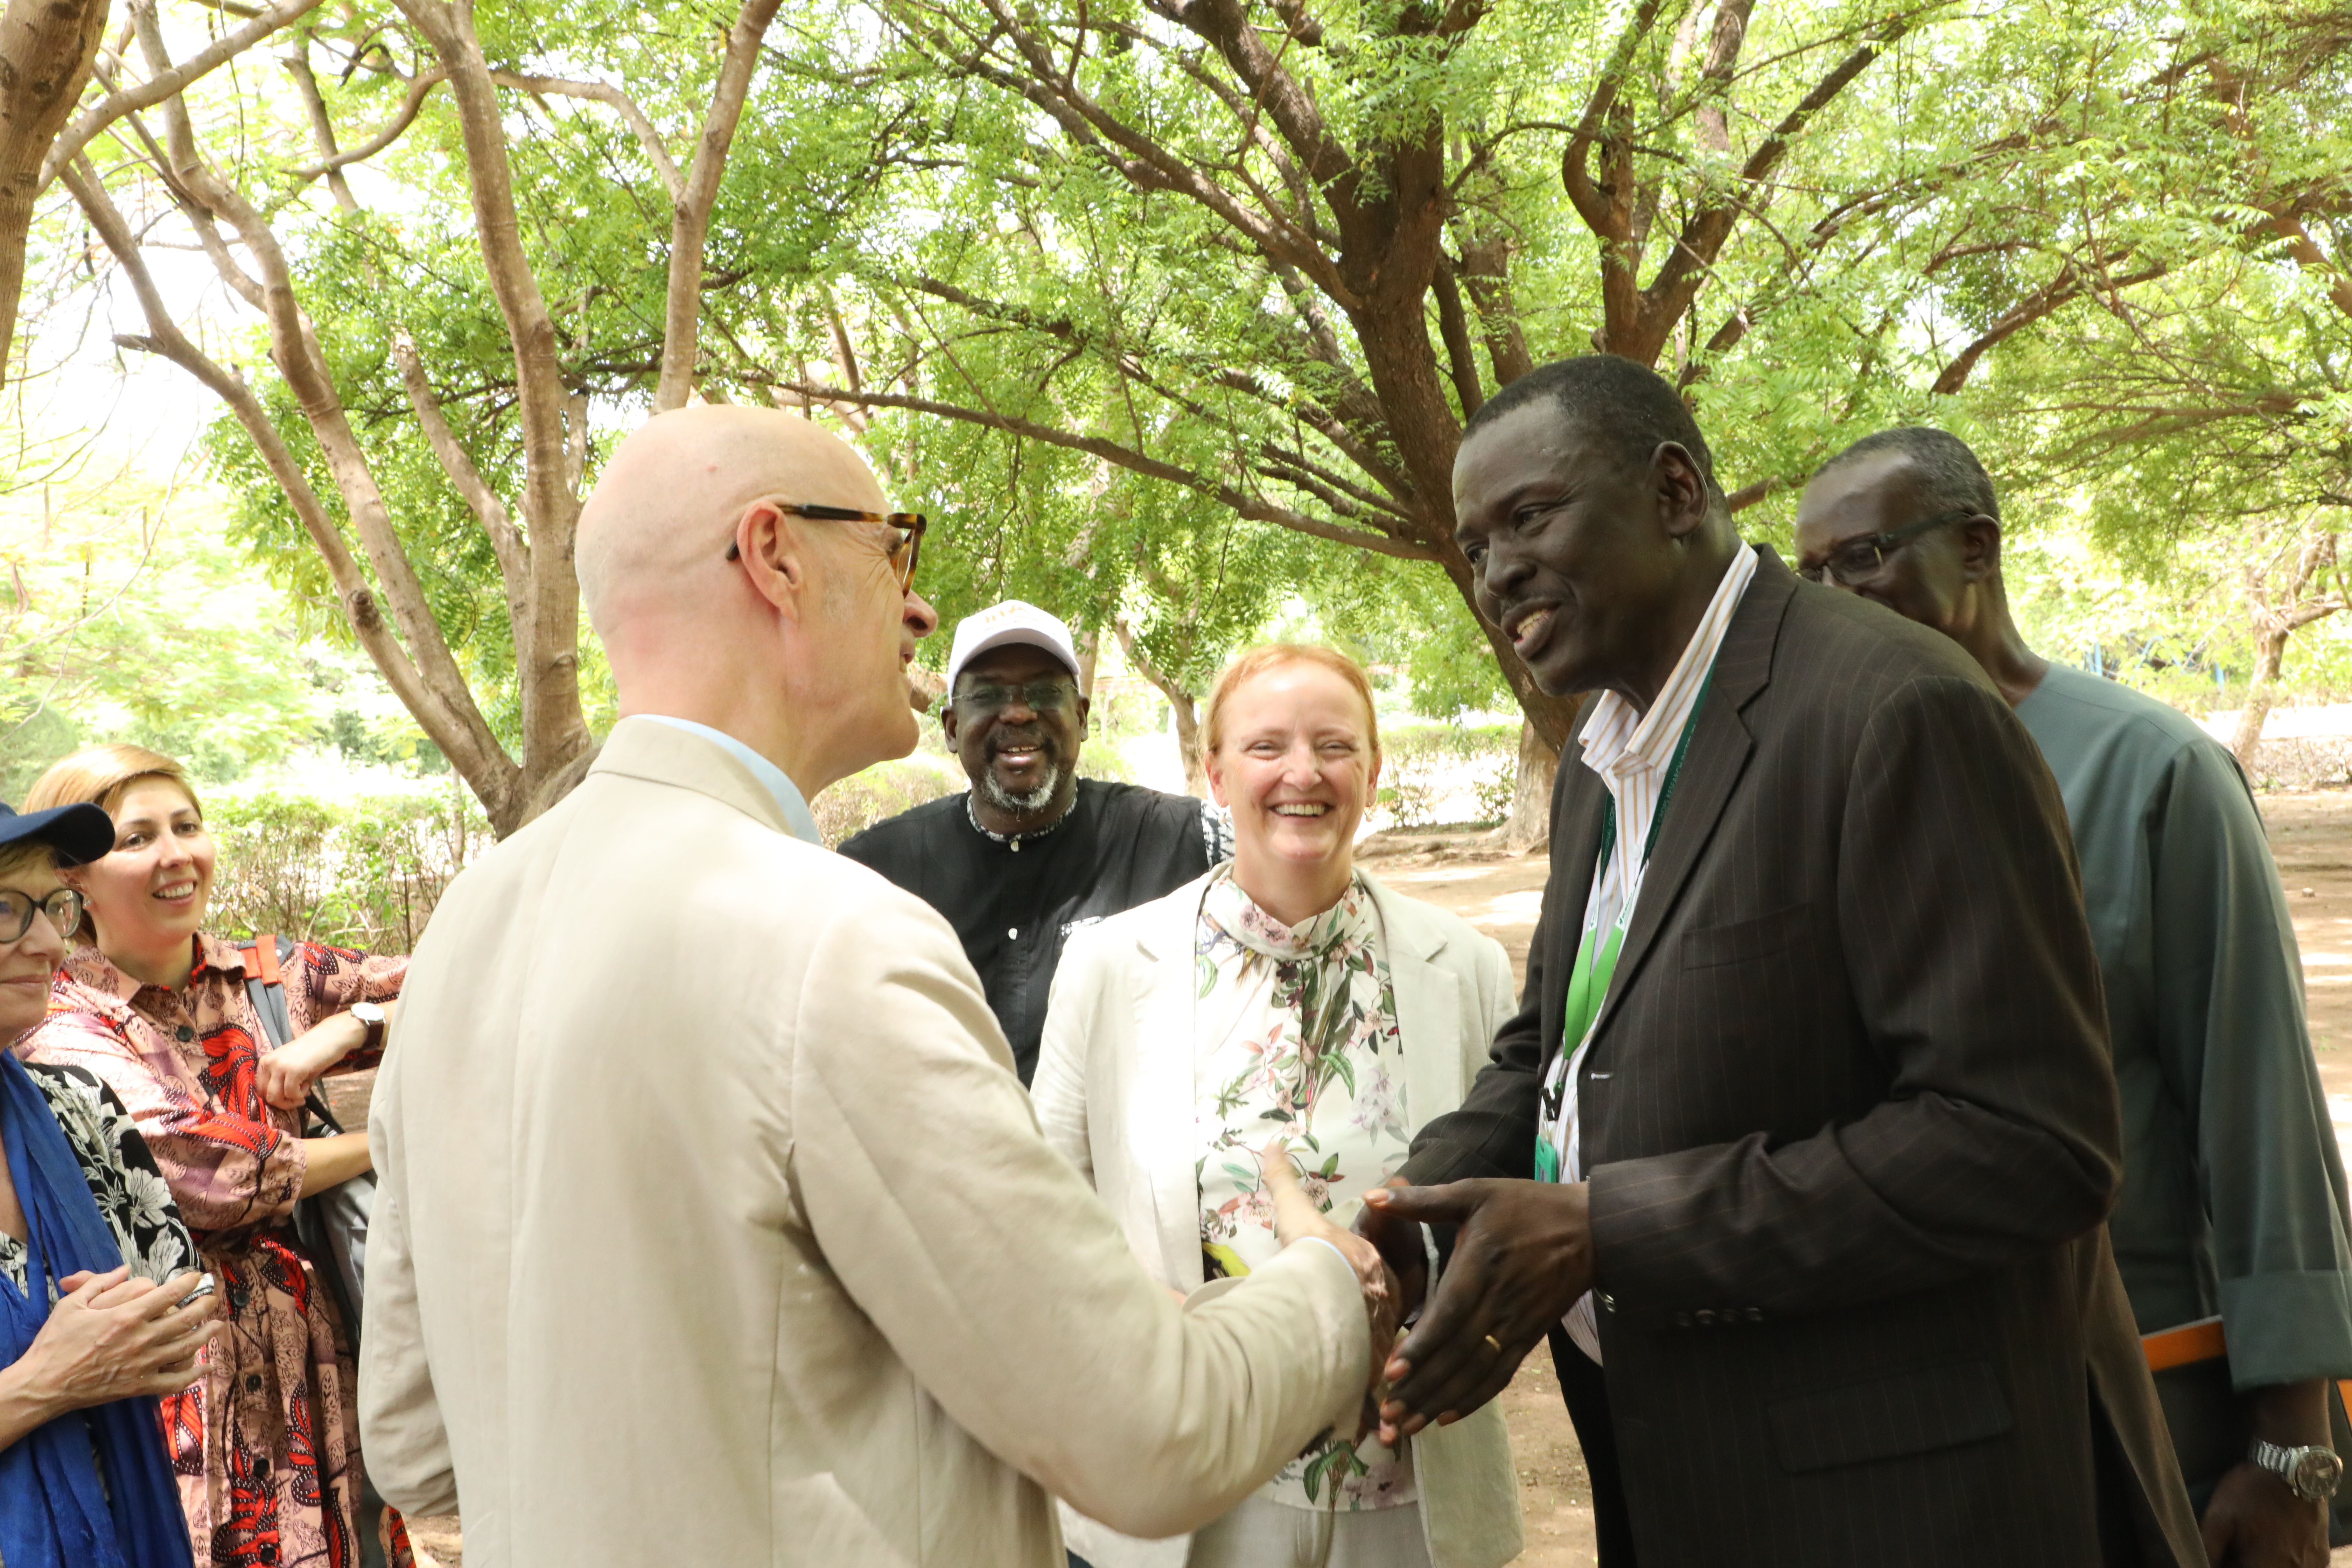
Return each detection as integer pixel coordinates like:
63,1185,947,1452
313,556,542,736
1404,550,2202,1567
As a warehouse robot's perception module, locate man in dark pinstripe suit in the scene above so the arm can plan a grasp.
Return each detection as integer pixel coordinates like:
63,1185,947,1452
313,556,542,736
1357,356,2203,1566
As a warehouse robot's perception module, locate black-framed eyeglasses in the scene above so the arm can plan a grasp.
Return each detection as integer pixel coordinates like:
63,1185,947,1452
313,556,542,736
726,504,927,591
954,678,1079,715
0,886,84,944
1798,511,1976,586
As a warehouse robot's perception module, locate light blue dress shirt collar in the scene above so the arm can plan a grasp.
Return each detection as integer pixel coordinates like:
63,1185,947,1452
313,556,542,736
638,715,824,847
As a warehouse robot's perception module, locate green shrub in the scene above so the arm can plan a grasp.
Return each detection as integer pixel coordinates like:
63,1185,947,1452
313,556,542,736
207,789,491,955
1378,724,1518,828
812,756,964,846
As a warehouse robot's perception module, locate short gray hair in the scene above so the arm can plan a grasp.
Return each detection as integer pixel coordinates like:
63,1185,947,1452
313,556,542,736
1814,427,1999,522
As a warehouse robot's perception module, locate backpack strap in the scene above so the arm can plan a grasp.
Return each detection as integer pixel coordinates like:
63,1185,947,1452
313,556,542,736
240,936,344,1133
239,934,298,1054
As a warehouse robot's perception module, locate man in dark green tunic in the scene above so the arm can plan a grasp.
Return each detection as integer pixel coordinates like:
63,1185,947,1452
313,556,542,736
1796,427,2352,1568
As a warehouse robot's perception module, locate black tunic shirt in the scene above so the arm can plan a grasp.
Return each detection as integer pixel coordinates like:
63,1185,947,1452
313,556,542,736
838,779,1229,1083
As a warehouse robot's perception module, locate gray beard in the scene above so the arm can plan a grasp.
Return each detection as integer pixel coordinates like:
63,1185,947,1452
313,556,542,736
981,760,1063,817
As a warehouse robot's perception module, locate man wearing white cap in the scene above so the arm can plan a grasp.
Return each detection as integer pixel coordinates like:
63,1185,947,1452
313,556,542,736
840,600,1230,1084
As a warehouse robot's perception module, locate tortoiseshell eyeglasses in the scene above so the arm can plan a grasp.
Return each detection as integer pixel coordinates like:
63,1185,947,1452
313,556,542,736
726,504,926,591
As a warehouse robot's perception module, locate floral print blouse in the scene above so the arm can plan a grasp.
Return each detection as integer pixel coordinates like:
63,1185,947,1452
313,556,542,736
31,934,400,1244
0,1061,197,1296
1193,867,1418,1513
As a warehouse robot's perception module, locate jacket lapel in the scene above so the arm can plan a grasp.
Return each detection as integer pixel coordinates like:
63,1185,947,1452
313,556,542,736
1365,876,1467,1125
1589,549,1794,1048
1133,890,1210,1291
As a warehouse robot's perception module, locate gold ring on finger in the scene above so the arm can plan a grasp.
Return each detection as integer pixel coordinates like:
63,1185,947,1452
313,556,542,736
1483,1333,1503,1354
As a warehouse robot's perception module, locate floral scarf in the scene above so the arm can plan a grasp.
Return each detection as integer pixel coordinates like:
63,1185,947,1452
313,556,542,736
1192,866,1416,1512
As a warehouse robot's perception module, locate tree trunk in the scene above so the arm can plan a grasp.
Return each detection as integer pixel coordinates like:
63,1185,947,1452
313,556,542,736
0,0,108,378
1506,718,1560,852
2231,631,2290,772
1114,619,1209,797
1075,625,1101,707
1168,688,1207,799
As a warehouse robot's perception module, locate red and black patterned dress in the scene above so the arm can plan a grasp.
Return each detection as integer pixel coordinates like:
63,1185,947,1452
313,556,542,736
22,934,412,1568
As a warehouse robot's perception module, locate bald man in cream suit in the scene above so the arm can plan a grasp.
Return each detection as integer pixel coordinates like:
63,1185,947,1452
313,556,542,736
358,408,1395,1567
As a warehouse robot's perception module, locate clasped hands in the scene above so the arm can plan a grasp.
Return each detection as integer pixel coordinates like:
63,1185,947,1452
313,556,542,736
1354,1176,1595,1446
1257,1148,1594,1447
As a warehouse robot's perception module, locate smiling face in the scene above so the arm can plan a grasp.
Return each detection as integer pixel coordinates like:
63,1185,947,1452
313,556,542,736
0,848,70,1044
68,777,216,959
1452,401,1707,701
941,643,1088,826
1206,660,1380,892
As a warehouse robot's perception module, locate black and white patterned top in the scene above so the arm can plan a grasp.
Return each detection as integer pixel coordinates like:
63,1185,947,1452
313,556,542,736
0,1062,197,1297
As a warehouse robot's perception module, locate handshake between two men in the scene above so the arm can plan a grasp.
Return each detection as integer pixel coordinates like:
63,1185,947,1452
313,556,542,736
1262,1139,1585,1449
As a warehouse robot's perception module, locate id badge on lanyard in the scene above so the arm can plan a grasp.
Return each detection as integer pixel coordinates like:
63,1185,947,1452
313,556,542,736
1534,844,1638,1183
1532,671,1712,1185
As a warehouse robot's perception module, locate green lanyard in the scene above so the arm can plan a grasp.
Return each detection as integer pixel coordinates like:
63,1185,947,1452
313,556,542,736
1534,674,1712,1183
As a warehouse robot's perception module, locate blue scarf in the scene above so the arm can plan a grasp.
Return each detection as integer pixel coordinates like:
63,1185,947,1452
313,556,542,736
0,1052,193,1568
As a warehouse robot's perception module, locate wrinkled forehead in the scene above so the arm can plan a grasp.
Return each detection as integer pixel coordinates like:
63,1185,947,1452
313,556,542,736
1454,403,1638,517
0,842,63,895
1797,450,1933,549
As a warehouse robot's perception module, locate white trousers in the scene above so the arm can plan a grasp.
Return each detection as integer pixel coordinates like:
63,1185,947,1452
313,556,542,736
1185,1495,1429,1568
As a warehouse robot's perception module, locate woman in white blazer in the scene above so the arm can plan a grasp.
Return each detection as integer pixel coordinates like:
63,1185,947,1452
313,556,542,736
1034,646,1524,1568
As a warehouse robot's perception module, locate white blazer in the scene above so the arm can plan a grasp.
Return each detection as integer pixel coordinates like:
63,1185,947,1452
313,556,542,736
1034,869,1527,1568
362,721,1373,1567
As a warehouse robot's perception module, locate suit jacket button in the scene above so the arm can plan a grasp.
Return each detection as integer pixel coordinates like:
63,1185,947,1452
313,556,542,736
1695,1309,1716,1326
1674,1311,1694,1329
1746,1307,1764,1323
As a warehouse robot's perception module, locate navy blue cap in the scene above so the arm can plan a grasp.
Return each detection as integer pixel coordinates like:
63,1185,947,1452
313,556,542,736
0,801,115,866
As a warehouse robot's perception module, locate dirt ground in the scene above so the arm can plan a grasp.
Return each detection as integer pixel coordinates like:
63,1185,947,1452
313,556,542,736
364,793,2352,1567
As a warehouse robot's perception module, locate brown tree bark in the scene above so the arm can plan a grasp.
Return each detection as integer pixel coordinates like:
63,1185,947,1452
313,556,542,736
1505,717,1560,852
1115,620,1208,798
0,0,109,378
2230,529,2345,772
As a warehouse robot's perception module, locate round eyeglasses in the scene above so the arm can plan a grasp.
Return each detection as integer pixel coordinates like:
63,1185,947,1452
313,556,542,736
0,886,85,944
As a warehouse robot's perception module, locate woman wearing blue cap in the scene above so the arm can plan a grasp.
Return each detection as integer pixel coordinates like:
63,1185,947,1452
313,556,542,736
0,796,217,1568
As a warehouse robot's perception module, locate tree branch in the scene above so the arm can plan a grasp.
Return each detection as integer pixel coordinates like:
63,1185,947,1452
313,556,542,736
292,65,448,178
653,0,784,412
35,0,327,195
63,158,517,816
772,378,1433,559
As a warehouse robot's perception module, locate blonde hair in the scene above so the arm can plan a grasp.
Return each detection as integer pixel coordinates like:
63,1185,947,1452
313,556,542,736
1203,644,1380,760
24,744,202,820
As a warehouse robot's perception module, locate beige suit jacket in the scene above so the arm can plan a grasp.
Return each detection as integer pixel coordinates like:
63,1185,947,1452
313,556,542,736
358,718,1371,1567
1033,872,1525,1568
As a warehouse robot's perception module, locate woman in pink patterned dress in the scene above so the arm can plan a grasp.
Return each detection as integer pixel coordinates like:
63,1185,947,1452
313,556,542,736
20,746,411,1568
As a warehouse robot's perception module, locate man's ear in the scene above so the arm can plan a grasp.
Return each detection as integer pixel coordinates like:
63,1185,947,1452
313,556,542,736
734,500,811,618
1958,516,2004,584
1652,442,1711,540
941,697,961,749
1073,694,1091,744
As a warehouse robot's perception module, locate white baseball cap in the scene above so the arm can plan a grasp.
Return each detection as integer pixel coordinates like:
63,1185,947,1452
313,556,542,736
945,600,1081,692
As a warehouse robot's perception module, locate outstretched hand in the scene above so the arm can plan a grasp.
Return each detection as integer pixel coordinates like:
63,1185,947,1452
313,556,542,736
1351,1175,1429,1322
1259,1140,1402,1433
1361,1178,1594,1444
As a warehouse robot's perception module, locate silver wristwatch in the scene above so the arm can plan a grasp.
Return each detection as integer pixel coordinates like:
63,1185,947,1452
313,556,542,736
2249,1438,2344,1501
350,1001,387,1053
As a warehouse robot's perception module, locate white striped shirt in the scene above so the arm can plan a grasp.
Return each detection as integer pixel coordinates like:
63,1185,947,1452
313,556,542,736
1555,542,1757,1360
